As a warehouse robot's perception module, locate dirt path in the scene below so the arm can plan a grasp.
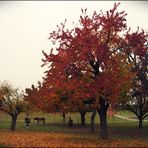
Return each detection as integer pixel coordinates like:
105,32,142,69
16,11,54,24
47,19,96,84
114,114,148,122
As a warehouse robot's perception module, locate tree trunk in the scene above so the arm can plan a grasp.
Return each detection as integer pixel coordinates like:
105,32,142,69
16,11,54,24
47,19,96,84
80,111,86,126
98,99,109,139
99,110,108,139
138,73,148,93
10,115,17,131
62,113,66,123
91,110,96,132
138,117,143,128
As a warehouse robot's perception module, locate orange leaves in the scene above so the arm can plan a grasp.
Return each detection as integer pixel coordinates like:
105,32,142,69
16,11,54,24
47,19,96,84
0,130,148,147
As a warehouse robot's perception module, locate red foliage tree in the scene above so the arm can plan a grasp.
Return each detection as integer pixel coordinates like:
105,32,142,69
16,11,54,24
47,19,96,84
40,3,135,139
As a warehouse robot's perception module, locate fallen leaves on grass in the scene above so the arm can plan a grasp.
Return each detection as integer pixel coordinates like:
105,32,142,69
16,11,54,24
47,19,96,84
0,130,147,147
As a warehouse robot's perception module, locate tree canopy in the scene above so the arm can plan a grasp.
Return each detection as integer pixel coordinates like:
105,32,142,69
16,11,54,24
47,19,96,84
25,3,148,139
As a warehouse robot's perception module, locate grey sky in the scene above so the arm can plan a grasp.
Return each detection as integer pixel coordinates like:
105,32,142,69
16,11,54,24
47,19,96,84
0,1,148,90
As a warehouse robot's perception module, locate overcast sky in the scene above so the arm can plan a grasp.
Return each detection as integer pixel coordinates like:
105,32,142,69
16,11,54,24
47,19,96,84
0,1,148,90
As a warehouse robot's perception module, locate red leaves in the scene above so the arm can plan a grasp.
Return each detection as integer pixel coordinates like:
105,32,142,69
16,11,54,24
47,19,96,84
25,3,147,115
38,3,136,111
100,3,127,32
96,44,108,62
125,28,148,57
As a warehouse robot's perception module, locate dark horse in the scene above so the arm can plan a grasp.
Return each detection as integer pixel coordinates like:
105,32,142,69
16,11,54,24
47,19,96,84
34,117,45,124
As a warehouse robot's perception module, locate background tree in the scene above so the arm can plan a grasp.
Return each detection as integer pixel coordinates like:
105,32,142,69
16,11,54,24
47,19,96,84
126,81,148,128
25,82,91,126
119,31,148,128
25,83,71,123
0,81,30,131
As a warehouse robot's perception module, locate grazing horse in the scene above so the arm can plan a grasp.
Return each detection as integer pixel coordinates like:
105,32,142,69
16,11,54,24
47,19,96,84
34,117,45,124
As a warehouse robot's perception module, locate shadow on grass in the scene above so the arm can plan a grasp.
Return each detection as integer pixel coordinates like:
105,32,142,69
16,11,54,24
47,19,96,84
0,144,12,147
1,121,148,141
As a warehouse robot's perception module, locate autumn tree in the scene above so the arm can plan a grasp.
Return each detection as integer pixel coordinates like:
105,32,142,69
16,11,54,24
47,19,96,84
125,79,148,128
119,30,148,128
25,84,42,112
25,83,69,123
0,81,30,131
40,3,136,139
25,82,90,125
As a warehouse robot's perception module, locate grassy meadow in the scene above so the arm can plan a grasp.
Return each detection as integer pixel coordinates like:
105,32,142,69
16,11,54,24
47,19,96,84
0,111,148,147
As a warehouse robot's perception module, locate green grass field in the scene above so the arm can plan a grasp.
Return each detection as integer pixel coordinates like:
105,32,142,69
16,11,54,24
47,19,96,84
0,111,140,128
0,111,148,134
